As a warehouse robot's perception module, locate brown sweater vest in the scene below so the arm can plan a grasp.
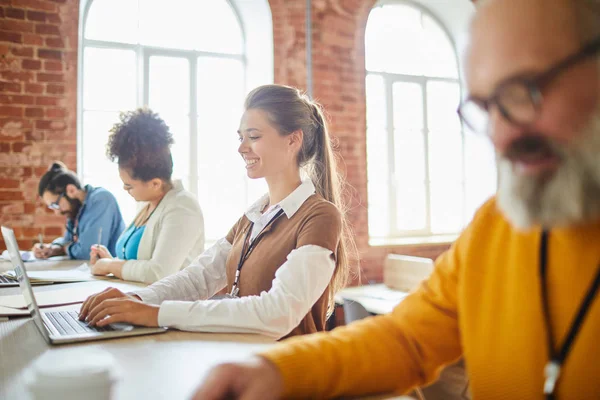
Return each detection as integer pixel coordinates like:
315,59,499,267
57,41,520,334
225,194,342,338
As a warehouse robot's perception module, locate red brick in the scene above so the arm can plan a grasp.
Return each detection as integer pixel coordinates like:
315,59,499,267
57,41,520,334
46,83,63,94
0,143,9,152
0,106,23,118
37,72,63,83
0,20,34,33
37,48,62,60
1,70,34,82
5,7,26,19
43,226,63,236
46,107,66,118
44,37,63,48
35,23,60,36
11,141,30,152
43,60,63,71
0,31,23,44
22,33,43,46
26,10,46,22
45,13,61,24
0,191,24,201
35,96,58,106
24,203,36,213
0,8,4,18
11,0,57,12
21,59,42,70
11,46,33,57
3,94,35,105
0,81,22,93
25,83,44,94
24,107,43,118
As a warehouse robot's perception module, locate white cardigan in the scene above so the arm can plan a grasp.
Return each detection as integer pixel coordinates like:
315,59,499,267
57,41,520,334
120,180,204,284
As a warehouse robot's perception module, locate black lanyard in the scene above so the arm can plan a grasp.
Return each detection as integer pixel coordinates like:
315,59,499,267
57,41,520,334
540,231,600,399
229,209,285,298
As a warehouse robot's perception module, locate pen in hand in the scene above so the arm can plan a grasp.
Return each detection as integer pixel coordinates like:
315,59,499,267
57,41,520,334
91,227,102,264
97,227,102,250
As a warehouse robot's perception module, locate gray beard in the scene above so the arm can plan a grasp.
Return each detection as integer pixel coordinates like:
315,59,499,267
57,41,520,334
496,112,600,230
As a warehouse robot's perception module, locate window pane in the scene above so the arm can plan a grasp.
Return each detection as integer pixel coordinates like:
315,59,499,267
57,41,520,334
140,0,197,50
82,111,138,223
396,182,426,231
365,4,458,78
149,56,190,114
368,181,391,238
422,15,459,79
84,0,138,44
366,74,386,129
394,129,425,183
428,130,463,183
367,127,391,238
393,82,423,131
464,132,497,222
427,81,461,132
197,57,246,241
194,0,244,54
430,182,463,233
365,4,422,74
366,128,390,184
83,48,136,111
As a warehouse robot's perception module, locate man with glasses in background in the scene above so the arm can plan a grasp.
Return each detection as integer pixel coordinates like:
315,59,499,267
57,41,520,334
33,161,125,260
193,0,600,399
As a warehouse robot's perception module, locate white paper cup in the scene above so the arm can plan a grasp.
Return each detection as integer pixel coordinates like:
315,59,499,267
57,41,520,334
26,348,119,400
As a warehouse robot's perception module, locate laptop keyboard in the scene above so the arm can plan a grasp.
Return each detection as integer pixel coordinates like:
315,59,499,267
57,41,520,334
0,274,16,283
44,310,115,336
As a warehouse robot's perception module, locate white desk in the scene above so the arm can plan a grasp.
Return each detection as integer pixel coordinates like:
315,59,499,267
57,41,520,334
336,284,409,315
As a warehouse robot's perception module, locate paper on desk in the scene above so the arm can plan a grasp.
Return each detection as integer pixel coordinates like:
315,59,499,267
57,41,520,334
3,264,95,283
1,250,71,262
0,280,147,309
0,305,30,317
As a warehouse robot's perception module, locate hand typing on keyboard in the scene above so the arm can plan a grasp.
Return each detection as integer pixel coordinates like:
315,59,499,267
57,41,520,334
78,287,160,328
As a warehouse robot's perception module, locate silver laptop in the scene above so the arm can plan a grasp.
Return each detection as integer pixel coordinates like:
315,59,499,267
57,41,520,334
1,226,167,345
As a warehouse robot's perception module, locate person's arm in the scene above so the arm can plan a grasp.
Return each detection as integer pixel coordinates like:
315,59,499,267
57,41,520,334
66,193,121,260
257,233,465,399
154,203,342,339
131,237,230,305
118,197,204,283
49,223,72,257
157,245,335,338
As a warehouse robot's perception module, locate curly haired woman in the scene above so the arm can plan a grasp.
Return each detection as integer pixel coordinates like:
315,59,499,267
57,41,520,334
89,108,205,284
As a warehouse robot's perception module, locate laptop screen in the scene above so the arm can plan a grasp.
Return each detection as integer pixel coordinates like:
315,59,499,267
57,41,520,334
1,226,50,342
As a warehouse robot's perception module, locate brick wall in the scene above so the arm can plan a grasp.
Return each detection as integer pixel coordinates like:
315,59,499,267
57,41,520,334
0,0,450,281
0,0,78,251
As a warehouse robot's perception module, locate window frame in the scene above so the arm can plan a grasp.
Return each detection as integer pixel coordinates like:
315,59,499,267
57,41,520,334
366,0,472,244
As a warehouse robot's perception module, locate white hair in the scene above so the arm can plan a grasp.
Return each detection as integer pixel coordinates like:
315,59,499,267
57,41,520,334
497,105,600,230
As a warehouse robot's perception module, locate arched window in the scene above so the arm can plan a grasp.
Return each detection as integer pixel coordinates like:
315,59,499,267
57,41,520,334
365,1,496,244
78,0,272,243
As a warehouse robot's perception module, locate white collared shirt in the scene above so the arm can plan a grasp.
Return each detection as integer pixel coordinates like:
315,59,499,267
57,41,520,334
245,179,316,242
133,179,336,339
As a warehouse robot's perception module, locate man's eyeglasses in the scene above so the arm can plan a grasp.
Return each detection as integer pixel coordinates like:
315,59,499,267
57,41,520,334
48,192,65,210
457,35,600,134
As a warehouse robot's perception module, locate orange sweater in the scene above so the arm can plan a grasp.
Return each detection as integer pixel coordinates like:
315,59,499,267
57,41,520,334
261,198,600,399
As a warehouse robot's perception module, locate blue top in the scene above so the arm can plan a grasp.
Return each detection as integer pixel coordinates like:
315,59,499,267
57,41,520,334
53,185,126,260
115,224,145,260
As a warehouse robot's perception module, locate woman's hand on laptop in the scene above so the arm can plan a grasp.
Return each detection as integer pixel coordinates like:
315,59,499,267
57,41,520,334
79,287,159,327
